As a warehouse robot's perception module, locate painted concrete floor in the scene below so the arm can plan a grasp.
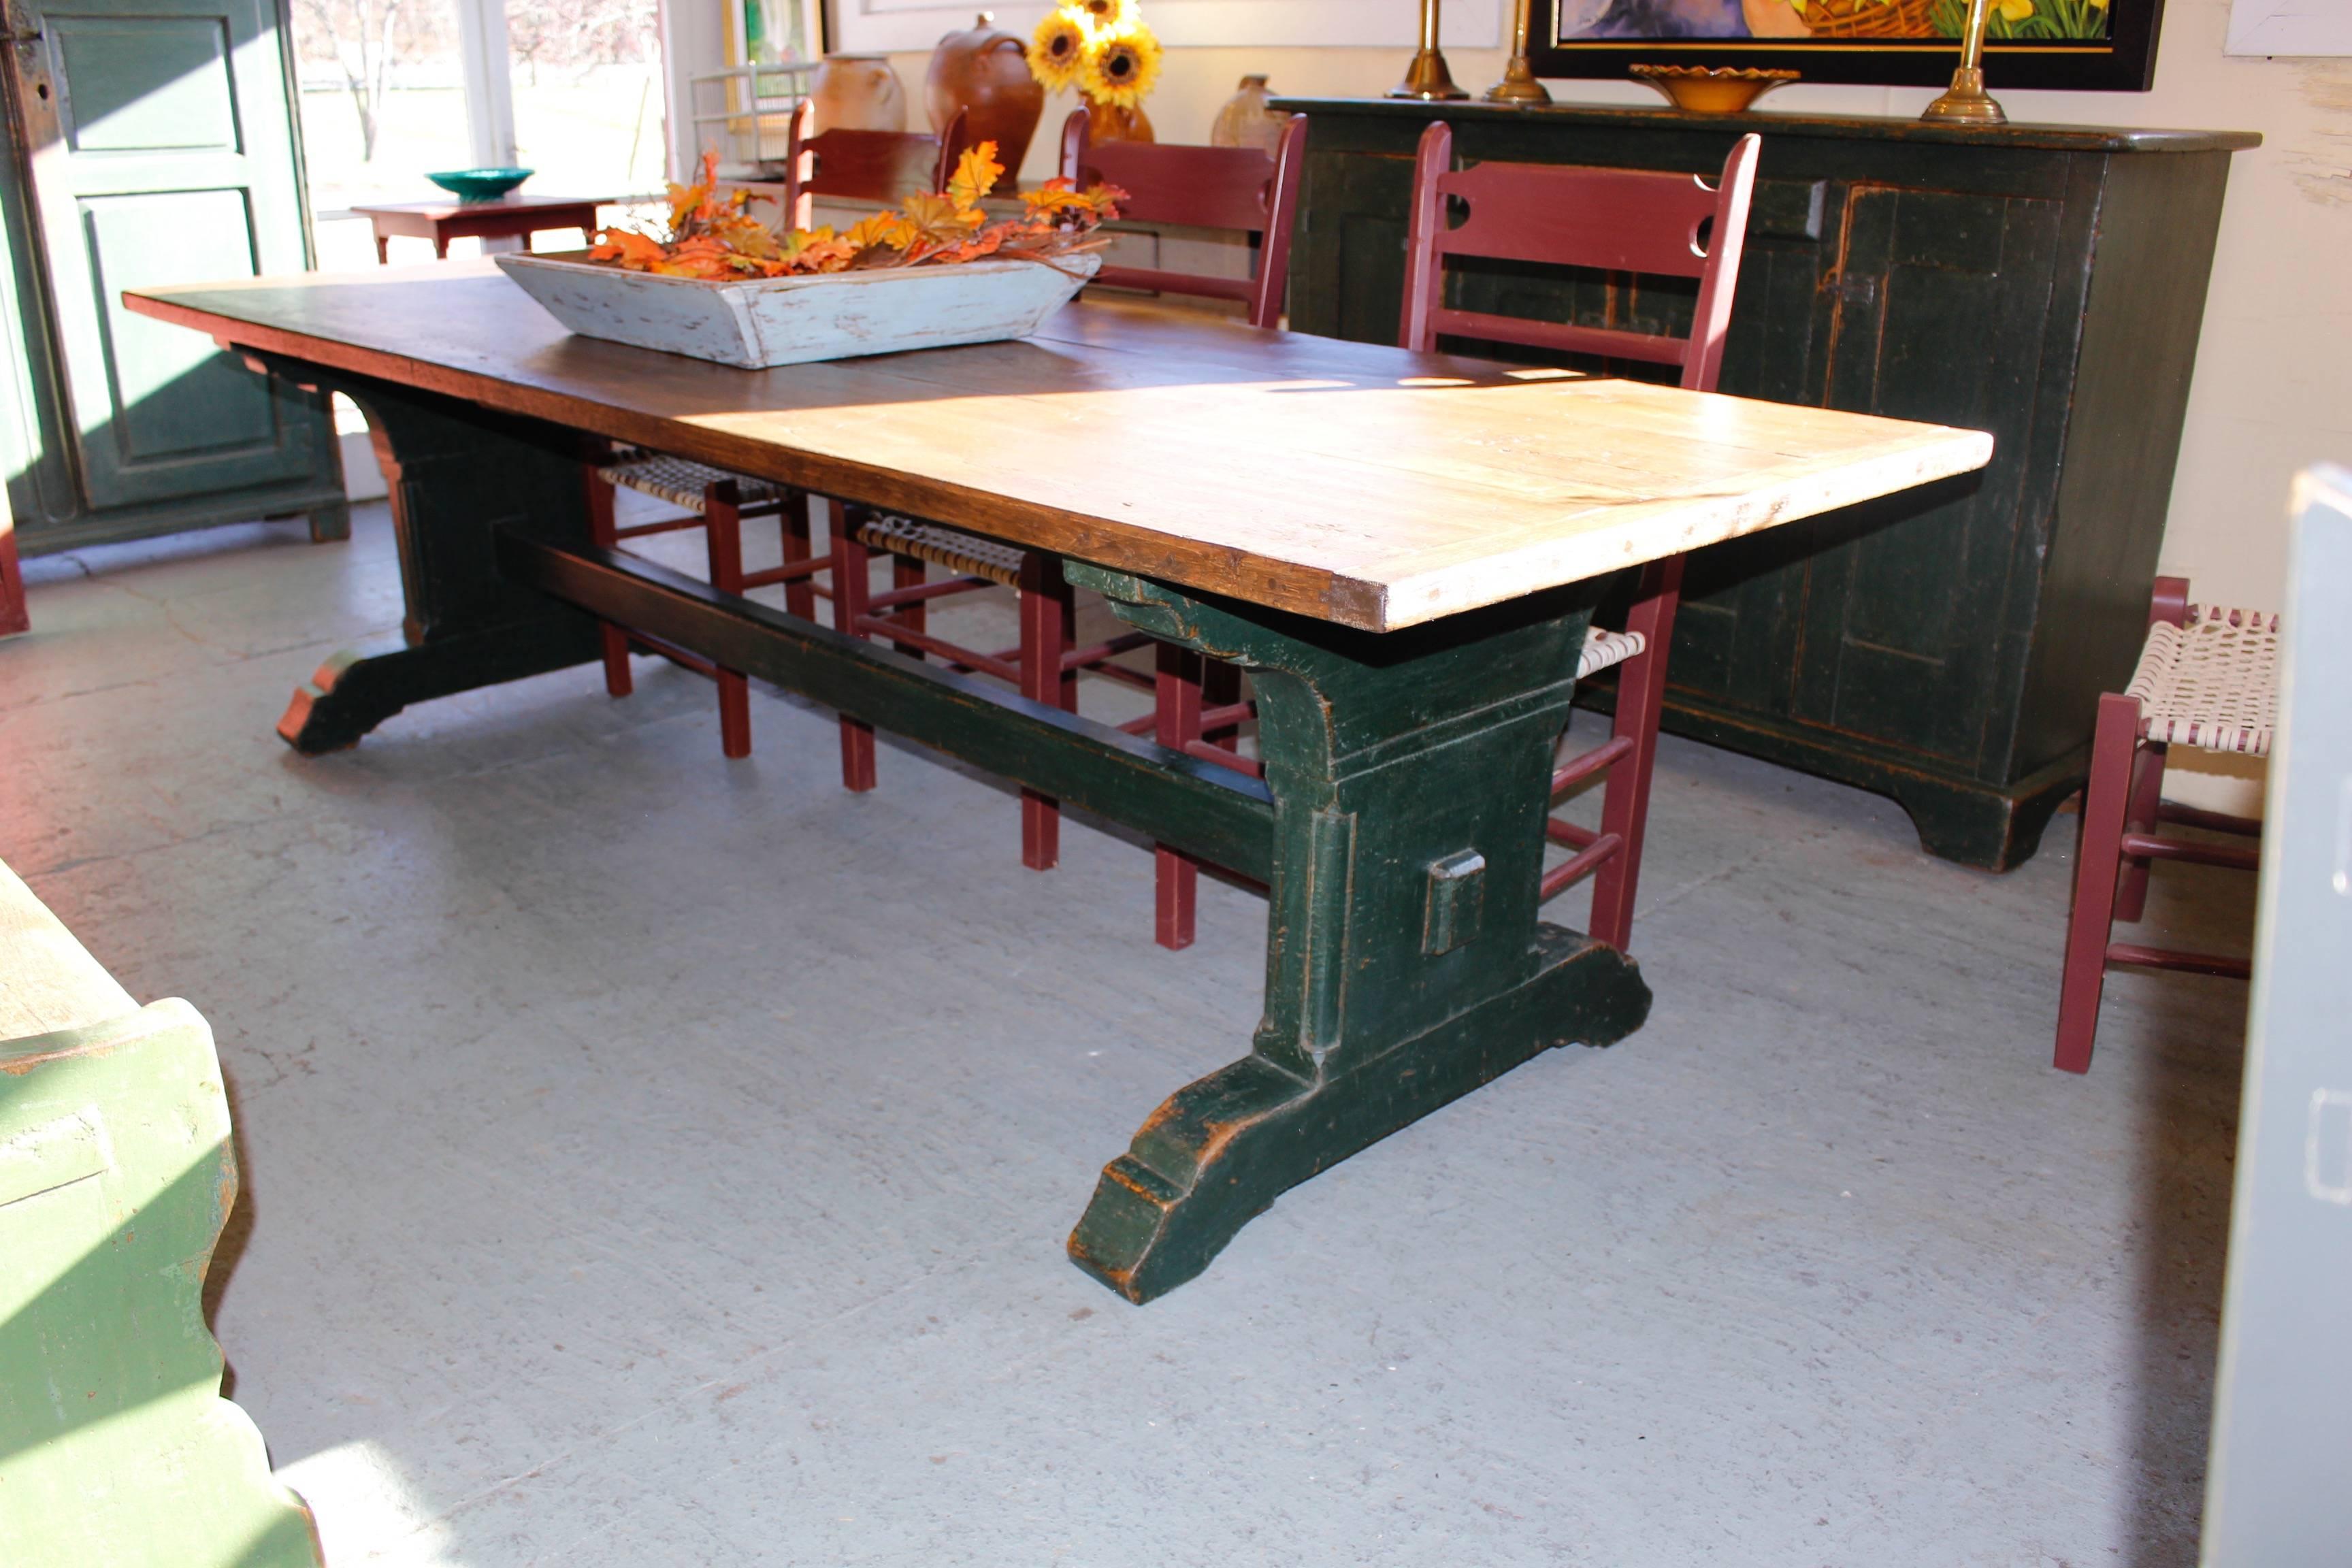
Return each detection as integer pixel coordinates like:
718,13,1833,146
2,509,2253,1567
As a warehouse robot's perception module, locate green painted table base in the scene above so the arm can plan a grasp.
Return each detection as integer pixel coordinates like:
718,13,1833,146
261,355,1654,1303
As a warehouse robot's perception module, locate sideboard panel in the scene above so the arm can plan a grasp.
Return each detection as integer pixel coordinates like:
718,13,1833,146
1281,101,2252,869
1793,184,2059,767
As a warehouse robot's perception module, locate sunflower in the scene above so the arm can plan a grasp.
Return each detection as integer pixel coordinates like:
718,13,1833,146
1073,0,1137,30
1028,11,1089,91
1080,21,1162,111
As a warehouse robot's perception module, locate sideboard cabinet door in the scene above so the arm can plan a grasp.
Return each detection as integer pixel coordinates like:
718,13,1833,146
1788,184,2061,766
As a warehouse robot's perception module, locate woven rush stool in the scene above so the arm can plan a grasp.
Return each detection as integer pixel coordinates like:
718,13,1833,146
588,449,832,758
830,504,1153,869
2055,577,2275,1073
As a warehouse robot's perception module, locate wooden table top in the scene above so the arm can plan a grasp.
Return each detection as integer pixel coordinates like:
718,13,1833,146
350,196,608,219
127,263,1991,632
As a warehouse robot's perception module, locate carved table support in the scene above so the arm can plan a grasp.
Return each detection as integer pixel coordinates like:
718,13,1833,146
1064,567,1652,1302
254,356,604,753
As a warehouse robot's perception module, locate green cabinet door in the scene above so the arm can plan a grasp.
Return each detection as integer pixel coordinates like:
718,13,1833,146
1791,184,2059,767
10,0,331,514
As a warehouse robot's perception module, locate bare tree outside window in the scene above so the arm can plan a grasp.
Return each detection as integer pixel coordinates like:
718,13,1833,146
506,0,659,88
291,0,444,163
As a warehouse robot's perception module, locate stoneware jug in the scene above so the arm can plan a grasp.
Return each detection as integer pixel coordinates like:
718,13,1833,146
1211,74,1290,154
926,14,1045,178
811,53,907,133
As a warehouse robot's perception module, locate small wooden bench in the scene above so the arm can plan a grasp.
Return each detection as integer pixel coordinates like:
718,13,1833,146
0,859,321,1567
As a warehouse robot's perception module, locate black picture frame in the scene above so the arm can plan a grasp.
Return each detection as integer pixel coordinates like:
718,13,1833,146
1529,0,2165,90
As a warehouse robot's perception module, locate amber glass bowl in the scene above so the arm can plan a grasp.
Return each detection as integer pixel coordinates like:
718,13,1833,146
1628,65,1799,115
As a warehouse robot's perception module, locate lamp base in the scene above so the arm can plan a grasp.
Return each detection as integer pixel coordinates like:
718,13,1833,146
1388,48,1470,102
1484,58,1553,105
1921,67,2007,125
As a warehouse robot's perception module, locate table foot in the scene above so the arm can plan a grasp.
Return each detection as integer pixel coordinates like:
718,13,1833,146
1069,925,1648,1302
278,621,603,753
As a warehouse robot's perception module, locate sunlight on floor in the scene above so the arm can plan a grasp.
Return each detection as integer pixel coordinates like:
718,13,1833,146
279,1440,464,1568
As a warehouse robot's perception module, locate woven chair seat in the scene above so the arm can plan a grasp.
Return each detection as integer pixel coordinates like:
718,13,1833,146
2124,604,2281,756
598,451,787,514
855,514,1026,588
1575,627,1645,681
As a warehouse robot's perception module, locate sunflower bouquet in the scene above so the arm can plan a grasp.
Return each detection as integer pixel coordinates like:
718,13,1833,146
587,146,1126,282
1028,0,1163,127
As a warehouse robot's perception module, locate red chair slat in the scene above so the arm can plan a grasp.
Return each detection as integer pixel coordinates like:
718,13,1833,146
1432,160,1723,278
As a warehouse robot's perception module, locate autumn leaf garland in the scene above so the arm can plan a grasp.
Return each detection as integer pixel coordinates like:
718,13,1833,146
587,146,1126,282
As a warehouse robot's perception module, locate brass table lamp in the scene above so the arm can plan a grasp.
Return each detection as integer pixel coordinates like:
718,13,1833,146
1921,0,2008,125
1390,0,1470,101
1486,0,1553,105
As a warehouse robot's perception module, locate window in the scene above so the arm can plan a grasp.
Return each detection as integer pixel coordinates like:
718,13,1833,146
289,0,664,269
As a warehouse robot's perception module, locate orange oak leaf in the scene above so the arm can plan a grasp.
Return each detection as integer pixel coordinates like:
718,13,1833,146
947,141,1006,216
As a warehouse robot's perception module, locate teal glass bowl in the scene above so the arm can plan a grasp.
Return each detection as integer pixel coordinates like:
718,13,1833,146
425,167,534,204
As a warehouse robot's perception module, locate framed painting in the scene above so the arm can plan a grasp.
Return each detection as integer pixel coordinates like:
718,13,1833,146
1529,0,2166,88
734,0,826,67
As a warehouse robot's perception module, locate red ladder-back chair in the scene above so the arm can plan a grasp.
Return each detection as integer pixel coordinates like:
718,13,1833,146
781,101,970,227
1403,122,1759,951
2053,578,2272,1073
833,112,1309,881
1060,109,1307,331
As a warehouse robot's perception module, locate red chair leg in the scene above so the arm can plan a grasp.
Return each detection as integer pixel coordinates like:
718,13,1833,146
1585,555,1683,952
0,506,27,638
829,501,877,791
891,553,927,661
1153,642,1205,949
1017,554,1073,871
2055,693,2142,1073
2112,739,2168,924
780,489,817,621
704,483,753,760
583,468,633,698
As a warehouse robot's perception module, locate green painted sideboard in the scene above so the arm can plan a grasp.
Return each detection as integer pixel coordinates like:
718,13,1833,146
1276,100,2258,870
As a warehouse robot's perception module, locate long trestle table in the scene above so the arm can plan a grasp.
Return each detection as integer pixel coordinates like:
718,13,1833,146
126,266,1990,1303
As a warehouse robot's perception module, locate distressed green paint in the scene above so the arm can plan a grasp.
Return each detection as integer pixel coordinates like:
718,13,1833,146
1062,567,1652,1302
0,1001,321,1567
